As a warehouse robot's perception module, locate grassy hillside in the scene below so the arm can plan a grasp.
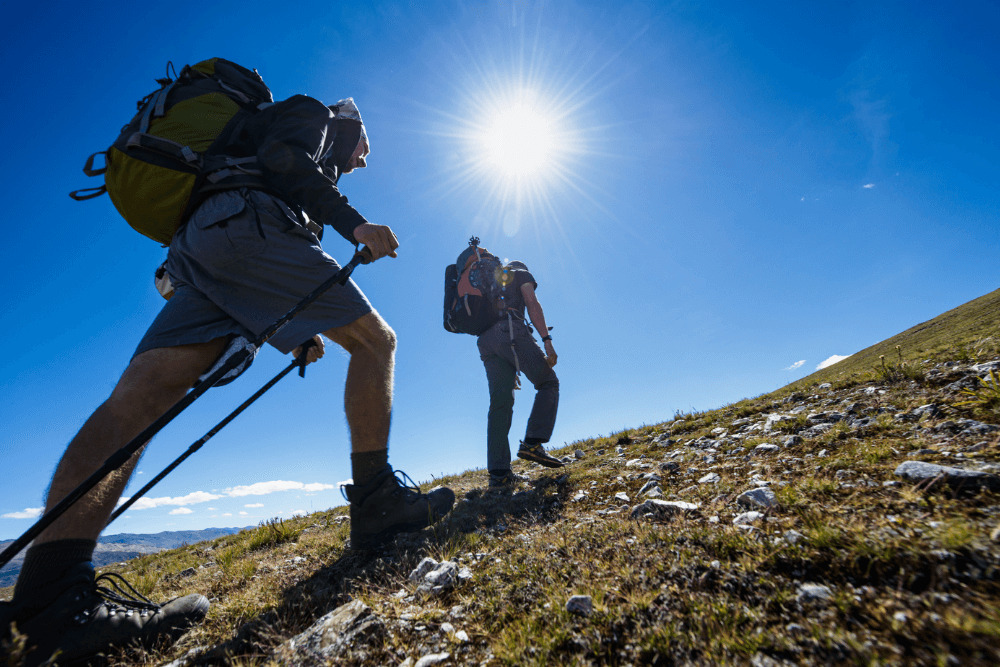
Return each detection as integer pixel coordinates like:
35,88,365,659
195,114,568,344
790,287,1000,389
3,288,1000,666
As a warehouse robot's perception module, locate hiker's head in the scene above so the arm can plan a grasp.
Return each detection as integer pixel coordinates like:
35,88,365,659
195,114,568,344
457,244,494,270
506,260,528,272
326,98,370,175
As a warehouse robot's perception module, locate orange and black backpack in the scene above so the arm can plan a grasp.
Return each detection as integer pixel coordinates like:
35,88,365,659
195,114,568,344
70,58,273,244
444,237,516,335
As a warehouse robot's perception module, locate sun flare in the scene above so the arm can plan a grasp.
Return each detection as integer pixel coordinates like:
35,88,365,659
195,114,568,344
476,91,559,178
427,17,602,239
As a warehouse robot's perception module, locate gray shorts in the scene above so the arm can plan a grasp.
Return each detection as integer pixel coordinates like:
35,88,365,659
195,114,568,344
136,189,372,357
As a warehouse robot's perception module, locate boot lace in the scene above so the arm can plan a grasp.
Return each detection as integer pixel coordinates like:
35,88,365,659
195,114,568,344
72,573,161,624
392,469,424,504
340,468,426,504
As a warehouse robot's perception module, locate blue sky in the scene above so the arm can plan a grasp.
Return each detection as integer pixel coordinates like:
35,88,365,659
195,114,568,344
1,0,998,539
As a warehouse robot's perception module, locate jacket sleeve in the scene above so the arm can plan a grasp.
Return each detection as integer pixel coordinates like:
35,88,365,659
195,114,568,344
252,95,368,243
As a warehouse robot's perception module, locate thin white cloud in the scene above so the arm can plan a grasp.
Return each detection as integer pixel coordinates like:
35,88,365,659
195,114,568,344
225,481,335,497
222,512,233,517
289,509,308,517
244,503,264,508
817,354,851,370
784,360,805,371
116,491,222,511
239,511,249,516
863,183,875,189
169,508,193,515
110,480,334,513
2,507,43,520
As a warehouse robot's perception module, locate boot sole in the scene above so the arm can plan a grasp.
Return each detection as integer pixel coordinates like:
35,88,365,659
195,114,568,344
517,450,564,468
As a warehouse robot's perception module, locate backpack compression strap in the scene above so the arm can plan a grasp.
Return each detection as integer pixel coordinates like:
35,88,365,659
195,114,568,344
69,152,108,200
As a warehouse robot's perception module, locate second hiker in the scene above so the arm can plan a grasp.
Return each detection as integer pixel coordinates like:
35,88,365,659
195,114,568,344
445,238,562,490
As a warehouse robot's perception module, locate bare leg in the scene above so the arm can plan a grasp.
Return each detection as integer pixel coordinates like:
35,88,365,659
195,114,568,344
323,311,396,453
36,339,227,545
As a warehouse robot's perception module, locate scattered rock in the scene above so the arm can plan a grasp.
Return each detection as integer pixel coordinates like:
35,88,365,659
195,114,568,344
783,530,806,545
409,558,471,598
911,404,941,419
415,653,451,667
277,600,384,664
754,444,780,455
737,487,778,509
698,472,720,484
733,511,764,525
894,461,1000,493
638,480,660,495
796,583,833,604
408,557,439,584
630,499,699,520
566,595,593,615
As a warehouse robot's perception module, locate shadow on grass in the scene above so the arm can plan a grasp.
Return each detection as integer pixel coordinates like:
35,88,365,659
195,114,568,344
186,471,573,663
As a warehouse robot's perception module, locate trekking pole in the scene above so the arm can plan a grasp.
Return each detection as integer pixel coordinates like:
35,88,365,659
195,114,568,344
105,340,316,526
0,248,371,568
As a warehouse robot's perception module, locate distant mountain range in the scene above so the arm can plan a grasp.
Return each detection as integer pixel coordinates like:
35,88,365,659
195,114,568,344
0,527,249,589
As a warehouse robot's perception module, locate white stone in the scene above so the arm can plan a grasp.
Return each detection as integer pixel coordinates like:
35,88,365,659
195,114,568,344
415,653,451,667
737,487,778,509
733,511,764,525
797,583,833,603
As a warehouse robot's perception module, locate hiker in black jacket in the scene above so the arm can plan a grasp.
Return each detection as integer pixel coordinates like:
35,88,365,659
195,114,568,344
0,94,454,665
464,247,562,489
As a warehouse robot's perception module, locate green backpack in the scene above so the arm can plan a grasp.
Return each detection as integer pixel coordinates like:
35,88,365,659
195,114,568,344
70,58,273,244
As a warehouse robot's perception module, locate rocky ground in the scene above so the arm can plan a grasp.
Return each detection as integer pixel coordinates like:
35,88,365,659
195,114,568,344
5,357,1000,666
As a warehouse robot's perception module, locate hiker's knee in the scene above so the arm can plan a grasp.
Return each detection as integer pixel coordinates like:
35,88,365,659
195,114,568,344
537,375,559,393
326,312,396,361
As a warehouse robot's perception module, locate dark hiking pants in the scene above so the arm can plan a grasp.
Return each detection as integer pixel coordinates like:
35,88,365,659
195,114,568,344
477,316,559,476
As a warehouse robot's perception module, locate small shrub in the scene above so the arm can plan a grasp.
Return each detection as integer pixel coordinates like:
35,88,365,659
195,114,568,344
954,370,1000,420
246,518,303,551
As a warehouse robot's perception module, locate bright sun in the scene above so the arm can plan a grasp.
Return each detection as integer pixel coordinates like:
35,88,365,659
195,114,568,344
476,92,558,178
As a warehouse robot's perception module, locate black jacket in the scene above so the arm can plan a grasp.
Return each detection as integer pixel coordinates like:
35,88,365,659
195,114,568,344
227,94,368,243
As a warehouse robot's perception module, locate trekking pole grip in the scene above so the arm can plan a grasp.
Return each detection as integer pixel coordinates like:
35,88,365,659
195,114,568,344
295,338,317,377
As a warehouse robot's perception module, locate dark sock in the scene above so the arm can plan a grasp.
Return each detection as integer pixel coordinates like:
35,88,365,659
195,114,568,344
523,437,544,447
351,449,389,487
13,539,96,604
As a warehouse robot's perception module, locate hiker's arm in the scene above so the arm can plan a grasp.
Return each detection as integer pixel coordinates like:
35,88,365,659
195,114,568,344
254,95,368,243
522,283,557,367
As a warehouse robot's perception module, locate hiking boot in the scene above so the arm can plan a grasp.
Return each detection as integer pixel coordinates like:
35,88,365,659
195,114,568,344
343,467,455,550
488,471,528,491
1,562,208,666
517,441,564,468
